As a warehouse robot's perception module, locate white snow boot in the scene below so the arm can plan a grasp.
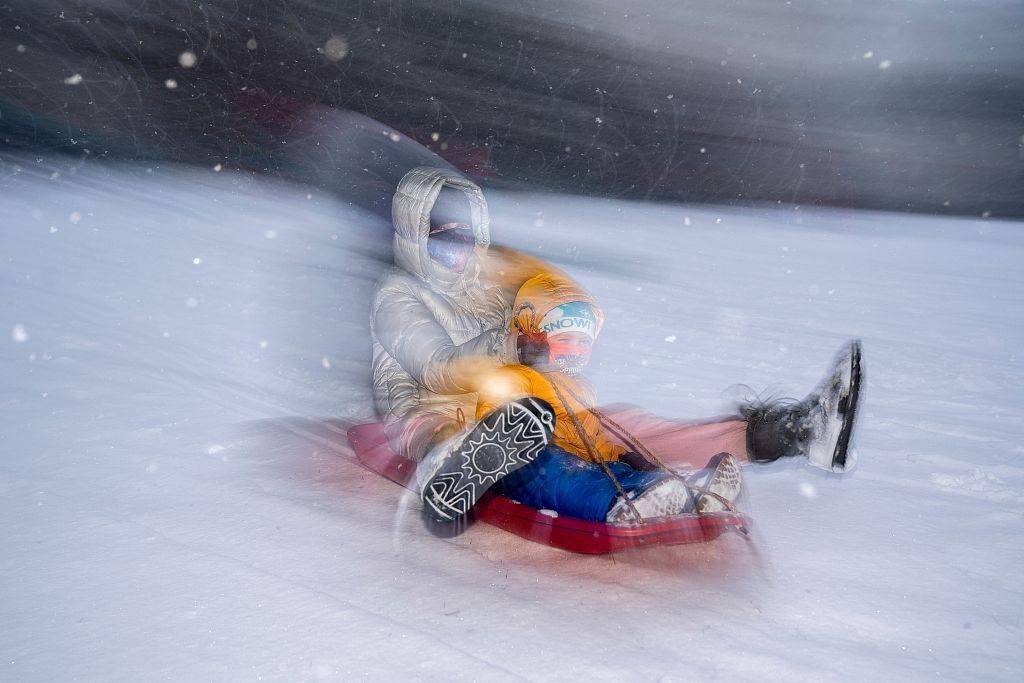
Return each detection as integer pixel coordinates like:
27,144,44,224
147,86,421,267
684,452,743,513
741,339,863,472
606,478,693,524
605,453,743,524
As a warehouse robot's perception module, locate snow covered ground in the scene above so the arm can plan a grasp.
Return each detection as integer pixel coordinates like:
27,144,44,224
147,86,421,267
2,156,1021,680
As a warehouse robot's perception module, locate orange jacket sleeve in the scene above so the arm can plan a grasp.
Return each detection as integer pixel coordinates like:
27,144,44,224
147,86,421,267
473,365,627,463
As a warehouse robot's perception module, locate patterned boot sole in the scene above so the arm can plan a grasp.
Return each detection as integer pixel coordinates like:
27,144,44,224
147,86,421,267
422,397,555,524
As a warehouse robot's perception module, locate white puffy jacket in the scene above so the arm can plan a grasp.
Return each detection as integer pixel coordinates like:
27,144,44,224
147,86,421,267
370,167,516,459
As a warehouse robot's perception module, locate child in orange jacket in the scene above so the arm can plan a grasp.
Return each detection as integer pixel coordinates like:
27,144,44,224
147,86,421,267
482,273,741,523
420,265,862,527
420,272,743,525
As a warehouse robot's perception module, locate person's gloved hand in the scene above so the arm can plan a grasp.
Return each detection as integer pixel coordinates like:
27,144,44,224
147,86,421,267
516,330,549,367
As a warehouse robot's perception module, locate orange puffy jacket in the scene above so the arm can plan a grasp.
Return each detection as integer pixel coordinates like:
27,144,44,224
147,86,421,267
473,273,627,463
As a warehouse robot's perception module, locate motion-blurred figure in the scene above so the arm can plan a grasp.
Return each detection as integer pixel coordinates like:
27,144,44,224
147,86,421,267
371,167,863,530
371,167,517,463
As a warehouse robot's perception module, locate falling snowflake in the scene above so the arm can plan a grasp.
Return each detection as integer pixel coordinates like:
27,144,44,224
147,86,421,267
165,79,177,89
11,324,28,343
879,60,892,70
63,73,82,85
178,51,197,68
324,36,349,61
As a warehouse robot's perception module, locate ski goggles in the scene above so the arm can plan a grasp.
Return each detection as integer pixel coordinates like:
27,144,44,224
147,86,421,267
427,225,475,272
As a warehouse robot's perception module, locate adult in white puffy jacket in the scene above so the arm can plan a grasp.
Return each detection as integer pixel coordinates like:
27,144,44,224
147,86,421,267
370,167,520,463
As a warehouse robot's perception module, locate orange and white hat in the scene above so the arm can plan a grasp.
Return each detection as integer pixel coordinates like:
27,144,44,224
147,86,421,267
539,301,599,340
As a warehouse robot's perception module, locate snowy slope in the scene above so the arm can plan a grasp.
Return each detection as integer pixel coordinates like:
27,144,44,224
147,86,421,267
1,157,1021,681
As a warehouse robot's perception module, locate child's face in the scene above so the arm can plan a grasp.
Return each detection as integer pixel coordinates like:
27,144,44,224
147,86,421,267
547,331,593,376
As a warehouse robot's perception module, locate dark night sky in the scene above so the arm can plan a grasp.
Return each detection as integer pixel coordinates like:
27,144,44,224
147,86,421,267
1,0,1022,217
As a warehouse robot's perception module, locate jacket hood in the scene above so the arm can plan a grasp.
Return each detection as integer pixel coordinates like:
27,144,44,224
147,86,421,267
391,167,490,288
512,272,605,337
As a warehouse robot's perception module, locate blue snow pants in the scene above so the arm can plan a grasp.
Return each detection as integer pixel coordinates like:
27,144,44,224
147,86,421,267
494,444,669,522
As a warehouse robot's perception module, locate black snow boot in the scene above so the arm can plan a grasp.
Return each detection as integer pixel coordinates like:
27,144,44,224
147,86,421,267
740,340,863,472
419,396,555,525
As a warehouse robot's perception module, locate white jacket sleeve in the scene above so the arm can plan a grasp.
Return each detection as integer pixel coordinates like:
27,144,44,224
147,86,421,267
372,282,513,395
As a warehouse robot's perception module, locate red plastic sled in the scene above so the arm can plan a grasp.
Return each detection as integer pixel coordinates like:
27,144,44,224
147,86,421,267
347,423,750,555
